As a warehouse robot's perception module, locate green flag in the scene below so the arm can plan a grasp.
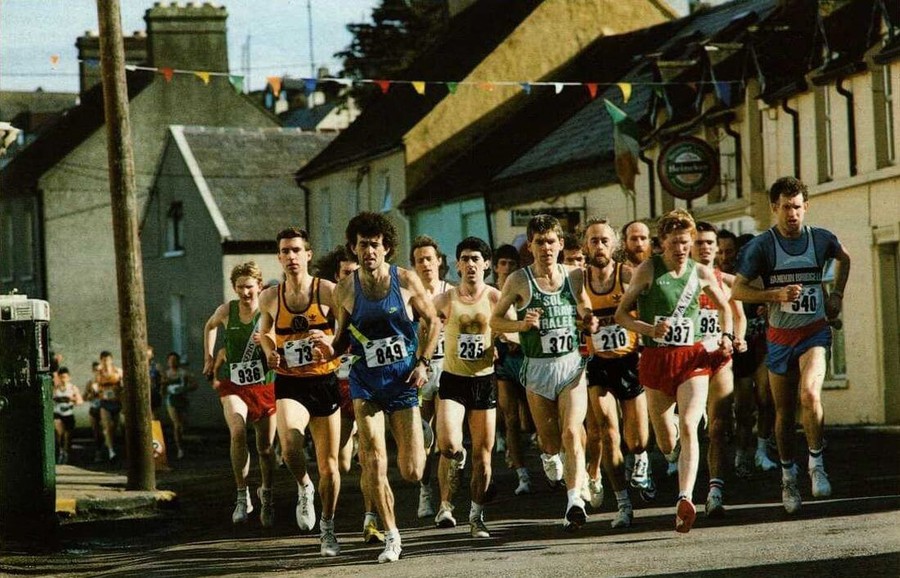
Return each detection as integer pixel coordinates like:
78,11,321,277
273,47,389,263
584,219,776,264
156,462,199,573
603,99,641,192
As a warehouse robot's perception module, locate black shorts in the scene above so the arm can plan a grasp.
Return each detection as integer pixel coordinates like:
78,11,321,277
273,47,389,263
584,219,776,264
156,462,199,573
439,371,497,410
54,414,75,431
586,351,644,401
275,373,341,417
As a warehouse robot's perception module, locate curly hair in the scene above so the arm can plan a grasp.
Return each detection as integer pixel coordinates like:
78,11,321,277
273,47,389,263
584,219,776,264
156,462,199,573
345,212,398,258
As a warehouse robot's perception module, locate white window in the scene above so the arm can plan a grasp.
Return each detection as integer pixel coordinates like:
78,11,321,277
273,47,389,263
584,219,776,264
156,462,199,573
165,201,185,256
170,294,186,359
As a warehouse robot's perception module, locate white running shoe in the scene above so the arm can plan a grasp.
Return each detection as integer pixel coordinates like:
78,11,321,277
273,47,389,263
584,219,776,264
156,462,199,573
563,500,587,532
434,503,456,528
296,482,316,531
705,491,725,518
378,538,402,563
630,453,650,488
610,505,633,529
320,526,340,557
782,479,802,514
257,487,274,528
469,516,490,539
756,449,778,472
541,453,563,484
587,477,604,509
417,484,435,519
809,465,832,498
232,489,253,524
515,471,532,495
363,518,385,544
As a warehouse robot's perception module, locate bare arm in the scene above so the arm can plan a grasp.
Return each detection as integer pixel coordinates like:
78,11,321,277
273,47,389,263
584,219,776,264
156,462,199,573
614,260,660,338
491,270,536,334
826,243,850,320
722,273,747,349
203,303,229,377
257,286,280,370
569,267,596,332
324,276,353,360
401,269,441,360
698,264,734,356
731,274,800,304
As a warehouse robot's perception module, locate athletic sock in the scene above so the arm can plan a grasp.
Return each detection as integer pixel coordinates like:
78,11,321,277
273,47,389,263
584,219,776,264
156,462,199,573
808,447,824,470
469,502,483,522
364,511,378,526
384,528,400,544
781,460,797,481
320,516,334,531
708,478,725,497
516,467,529,480
757,437,769,453
566,488,581,508
615,489,631,509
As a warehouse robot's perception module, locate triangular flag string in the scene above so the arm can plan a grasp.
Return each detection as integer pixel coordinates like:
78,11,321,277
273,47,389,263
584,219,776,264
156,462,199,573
194,71,210,85
412,81,426,95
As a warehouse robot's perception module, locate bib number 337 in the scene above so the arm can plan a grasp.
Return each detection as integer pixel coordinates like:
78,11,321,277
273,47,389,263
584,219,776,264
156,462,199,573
653,316,694,347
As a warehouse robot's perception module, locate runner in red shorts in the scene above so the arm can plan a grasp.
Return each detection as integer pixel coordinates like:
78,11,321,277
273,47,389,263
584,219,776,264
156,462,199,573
203,261,277,527
615,209,733,533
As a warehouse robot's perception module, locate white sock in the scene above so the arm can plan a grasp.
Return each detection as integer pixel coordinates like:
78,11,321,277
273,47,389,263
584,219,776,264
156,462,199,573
384,528,400,544
320,516,334,531
364,511,377,527
469,502,483,521
808,447,824,470
516,467,529,480
566,488,582,508
757,437,769,453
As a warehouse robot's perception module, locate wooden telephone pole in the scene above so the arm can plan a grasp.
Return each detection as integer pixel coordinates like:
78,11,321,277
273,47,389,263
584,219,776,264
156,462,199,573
96,0,155,491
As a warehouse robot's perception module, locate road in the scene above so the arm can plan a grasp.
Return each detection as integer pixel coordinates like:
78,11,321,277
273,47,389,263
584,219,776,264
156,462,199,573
2,427,899,577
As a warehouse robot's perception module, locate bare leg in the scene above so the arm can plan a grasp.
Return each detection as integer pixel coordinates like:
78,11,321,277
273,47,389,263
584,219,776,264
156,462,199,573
675,376,709,500
221,395,250,488
308,411,342,520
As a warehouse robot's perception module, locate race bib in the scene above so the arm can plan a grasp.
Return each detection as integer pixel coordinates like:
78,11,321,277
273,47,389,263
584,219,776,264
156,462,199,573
229,360,265,386
540,327,576,355
698,309,720,337
102,388,116,400
284,338,315,368
653,316,694,347
167,382,185,395
434,329,446,358
457,333,486,361
54,401,74,415
364,335,409,368
336,354,353,380
780,286,820,315
591,324,629,352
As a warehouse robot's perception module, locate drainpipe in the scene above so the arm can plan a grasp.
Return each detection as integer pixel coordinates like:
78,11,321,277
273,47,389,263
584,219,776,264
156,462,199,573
482,194,495,249
835,78,857,176
722,121,743,198
639,150,656,218
298,183,311,232
781,99,800,178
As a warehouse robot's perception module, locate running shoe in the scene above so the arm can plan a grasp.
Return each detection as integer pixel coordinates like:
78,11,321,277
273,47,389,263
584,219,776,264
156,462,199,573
782,479,802,514
320,527,340,557
258,487,275,528
587,477,604,509
630,453,650,489
417,484,435,518
563,500,587,532
378,538,402,563
296,482,316,531
435,503,457,528
610,505,633,529
674,498,696,533
755,449,778,472
705,491,725,518
448,449,467,498
809,465,832,498
515,471,532,495
232,489,253,524
363,518,385,544
639,476,658,502
541,453,563,486
470,516,490,539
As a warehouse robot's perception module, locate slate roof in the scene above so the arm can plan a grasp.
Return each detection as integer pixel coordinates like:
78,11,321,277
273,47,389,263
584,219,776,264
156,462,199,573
293,0,544,181
172,126,335,242
0,90,78,122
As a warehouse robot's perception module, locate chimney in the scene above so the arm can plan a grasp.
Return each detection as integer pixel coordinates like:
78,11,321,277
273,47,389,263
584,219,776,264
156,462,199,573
145,2,229,73
75,30,147,96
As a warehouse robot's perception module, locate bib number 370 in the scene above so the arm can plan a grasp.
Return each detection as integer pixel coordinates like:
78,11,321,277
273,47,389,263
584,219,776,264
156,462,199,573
365,335,409,368
540,327,575,355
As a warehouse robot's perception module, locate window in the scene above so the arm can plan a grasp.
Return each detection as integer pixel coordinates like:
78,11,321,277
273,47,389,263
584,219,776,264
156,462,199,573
823,259,847,383
165,201,184,256
874,63,896,168
711,126,741,202
815,87,835,183
170,294,186,359
0,211,12,282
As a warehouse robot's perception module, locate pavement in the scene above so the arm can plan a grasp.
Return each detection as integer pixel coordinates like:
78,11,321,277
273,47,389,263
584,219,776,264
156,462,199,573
55,464,176,521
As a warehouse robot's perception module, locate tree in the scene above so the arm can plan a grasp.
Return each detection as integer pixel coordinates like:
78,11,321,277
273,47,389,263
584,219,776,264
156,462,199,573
335,0,448,110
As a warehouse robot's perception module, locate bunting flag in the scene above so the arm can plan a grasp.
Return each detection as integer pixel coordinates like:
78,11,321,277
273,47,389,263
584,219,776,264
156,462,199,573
617,82,632,103
446,82,458,94
376,80,391,94
160,67,174,83
228,75,244,94
586,83,598,99
50,55,60,69
479,82,495,92
603,99,641,193
519,82,532,95
267,76,282,97
194,71,210,85
304,78,318,94
553,82,564,95
412,81,426,95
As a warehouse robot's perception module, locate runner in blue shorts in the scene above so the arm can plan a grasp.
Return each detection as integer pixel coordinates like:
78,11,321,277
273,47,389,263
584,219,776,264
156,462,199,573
733,176,850,514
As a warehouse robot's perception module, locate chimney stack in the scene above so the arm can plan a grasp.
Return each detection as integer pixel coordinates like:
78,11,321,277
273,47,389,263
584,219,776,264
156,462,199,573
145,2,229,73
75,30,147,96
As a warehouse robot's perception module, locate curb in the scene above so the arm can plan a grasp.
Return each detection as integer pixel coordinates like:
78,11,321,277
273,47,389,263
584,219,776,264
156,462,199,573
56,490,177,521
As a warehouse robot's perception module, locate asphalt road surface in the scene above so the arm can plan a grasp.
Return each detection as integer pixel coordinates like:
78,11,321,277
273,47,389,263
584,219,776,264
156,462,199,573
2,426,898,577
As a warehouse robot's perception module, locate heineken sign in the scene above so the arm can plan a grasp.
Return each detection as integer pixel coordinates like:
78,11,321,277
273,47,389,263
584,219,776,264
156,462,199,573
657,136,719,201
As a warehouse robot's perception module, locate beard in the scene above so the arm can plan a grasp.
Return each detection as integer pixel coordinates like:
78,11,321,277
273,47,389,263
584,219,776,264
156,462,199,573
626,247,649,264
591,254,610,269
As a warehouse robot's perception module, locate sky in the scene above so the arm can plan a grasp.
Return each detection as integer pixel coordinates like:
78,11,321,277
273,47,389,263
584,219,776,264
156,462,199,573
0,0,380,94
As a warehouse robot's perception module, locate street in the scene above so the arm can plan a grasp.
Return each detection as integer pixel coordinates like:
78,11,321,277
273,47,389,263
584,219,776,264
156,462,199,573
2,427,899,577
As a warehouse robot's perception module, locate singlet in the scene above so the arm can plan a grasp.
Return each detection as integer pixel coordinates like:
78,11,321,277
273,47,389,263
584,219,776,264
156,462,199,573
416,280,450,360
443,287,495,377
517,264,580,359
53,383,78,416
348,266,418,386
763,226,826,329
164,368,189,396
223,300,268,386
697,267,725,340
586,262,638,359
274,278,340,377
638,255,701,348
97,367,121,401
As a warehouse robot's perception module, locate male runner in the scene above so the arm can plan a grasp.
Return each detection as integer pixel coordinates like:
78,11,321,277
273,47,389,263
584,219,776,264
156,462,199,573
203,261,277,527
692,222,747,517
621,220,652,268
323,212,440,563
732,176,850,514
410,235,452,519
259,228,342,556
433,237,503,538
562,234,586,268
615,209,733,533
491,214,594,531
582,218,653,528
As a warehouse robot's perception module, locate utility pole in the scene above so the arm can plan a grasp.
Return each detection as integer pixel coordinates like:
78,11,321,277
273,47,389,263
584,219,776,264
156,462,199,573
96,0,155,491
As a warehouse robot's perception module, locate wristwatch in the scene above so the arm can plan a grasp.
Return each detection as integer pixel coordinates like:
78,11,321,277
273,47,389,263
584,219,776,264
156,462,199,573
721,332,735,342
416,356,432,368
